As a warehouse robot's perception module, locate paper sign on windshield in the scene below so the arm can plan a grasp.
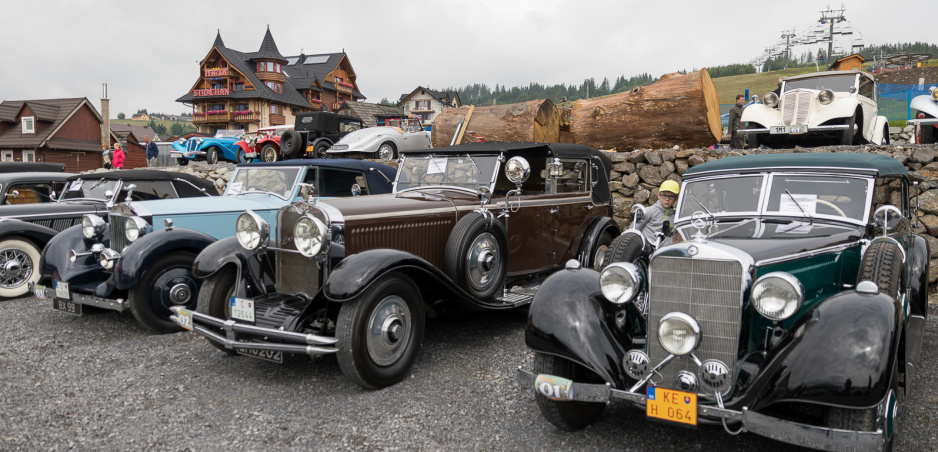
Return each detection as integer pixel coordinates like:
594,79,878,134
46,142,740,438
228,181,243,195
68,180,83,191
427,158,447,174
779,194,817,215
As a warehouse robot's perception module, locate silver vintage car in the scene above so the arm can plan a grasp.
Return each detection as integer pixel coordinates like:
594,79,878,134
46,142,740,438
326,118,431,160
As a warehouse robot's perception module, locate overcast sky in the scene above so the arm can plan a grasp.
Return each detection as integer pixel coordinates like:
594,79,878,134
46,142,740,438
0,0,933,117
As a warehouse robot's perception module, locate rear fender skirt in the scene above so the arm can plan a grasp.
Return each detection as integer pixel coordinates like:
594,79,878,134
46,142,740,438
192,236,272,298
112,228,216,290
747,290,900,410
575,216,620,266
524,267,632,388
39,224,110,286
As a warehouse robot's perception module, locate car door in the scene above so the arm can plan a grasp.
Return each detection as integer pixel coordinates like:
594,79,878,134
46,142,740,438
858,75,878,138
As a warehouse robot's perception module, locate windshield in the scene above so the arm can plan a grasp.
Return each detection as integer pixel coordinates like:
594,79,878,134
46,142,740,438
225,167,302,199
60,178,120,201
215,129,244,138
396,154,499,191
678,173,872,223
784,74,856,93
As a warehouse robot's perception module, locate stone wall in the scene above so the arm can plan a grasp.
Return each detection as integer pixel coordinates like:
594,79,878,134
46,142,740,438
890,125,918,145
604,144,938,286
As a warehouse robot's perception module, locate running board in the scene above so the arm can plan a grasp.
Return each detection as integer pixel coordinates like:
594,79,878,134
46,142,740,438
494,283,541,306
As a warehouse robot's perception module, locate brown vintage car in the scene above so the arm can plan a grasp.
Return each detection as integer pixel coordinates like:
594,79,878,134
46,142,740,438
172,141,618,389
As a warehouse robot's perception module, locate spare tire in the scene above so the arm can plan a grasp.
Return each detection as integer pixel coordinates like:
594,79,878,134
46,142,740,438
602,232,646,270
444,212,508,300
280,130,303,157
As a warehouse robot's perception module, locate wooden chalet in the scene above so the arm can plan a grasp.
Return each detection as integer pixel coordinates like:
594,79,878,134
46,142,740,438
397,87,461,126
830,54,866,71
0,97,146,172
176,27,364,134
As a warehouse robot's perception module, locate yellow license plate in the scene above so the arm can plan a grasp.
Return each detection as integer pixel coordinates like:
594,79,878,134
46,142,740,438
646,386,697,425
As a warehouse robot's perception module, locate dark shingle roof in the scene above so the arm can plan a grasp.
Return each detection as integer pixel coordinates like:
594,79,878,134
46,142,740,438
0,98,88,149
251,26,287,62
110,123,157,142
212,29,225,48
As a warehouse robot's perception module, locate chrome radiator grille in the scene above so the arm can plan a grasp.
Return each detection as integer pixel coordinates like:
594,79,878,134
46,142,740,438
781,91,812,126
109,213,127,252
275,206,321,296
647,256,743,391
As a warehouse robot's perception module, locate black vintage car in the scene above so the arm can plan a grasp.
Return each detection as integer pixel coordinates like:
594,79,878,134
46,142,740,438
517,152,929,451
0,170,217,298
280,111,365,158
173,142,618,389
0,171,72,206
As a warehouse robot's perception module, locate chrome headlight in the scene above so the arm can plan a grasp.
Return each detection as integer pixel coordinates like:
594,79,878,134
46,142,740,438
657,312,701,356
124,216,148,242
236,210,268,250
932,86,938,100
763,92,779,108
504,157,530,184
294,215,327,257
99,248,120,269
818,89,835,105
600,262,644,304
81,214,106,239
752,272,804,321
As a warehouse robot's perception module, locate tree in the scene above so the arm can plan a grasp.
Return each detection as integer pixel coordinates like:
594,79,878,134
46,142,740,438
136,108,148,115
379,98,393,106
117,112,126,120
170,123,184,137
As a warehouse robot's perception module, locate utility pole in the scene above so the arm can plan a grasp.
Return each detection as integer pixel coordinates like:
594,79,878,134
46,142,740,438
781,29,796,70
819,5,846,70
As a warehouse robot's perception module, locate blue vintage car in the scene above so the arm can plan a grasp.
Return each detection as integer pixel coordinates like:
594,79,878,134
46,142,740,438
171,129,249,165
39,159,397,333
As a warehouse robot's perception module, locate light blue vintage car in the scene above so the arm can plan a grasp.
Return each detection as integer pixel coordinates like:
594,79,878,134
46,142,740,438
171,129,248,165
39,159,397,333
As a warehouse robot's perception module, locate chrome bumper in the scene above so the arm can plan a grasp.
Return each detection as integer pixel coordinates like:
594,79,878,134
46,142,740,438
169,150,205,159
516,367,887,452
737,124,850,135
169,306,338,356
906,118,938,126
41,287,127,311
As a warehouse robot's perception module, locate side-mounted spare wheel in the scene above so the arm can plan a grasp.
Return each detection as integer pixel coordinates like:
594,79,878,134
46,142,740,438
601,232,645,271
858,240,904,300
443,212,508,300
336,272,425,389
129,251,201,333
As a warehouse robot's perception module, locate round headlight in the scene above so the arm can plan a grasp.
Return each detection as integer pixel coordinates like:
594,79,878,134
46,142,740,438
294,215,327,257
763,92,779,108
124,216,148,242
81,214,106,239
236,211,268,250
818,89,835,105
657,312,701,356
504,157,530,184
600,262,644,304
752,272,804,321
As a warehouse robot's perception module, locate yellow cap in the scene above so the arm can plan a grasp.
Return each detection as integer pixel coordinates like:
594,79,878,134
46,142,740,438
659,180,680,194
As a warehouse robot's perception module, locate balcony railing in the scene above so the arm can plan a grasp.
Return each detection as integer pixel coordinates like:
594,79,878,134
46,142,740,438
232,112,260,122
193,112,230,124
335,83,353,94
269,114,285,126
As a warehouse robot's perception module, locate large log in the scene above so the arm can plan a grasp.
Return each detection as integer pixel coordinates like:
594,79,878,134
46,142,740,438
569,69,722,150
430,99,560,148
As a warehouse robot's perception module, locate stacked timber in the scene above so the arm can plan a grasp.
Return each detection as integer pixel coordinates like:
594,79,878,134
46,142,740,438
431,99,560,148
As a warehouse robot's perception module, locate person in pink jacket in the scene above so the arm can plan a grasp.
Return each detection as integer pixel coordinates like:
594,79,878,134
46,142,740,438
113,143,125,169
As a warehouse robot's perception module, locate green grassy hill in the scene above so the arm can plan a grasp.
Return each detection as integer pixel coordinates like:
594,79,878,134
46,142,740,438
111,118,196,137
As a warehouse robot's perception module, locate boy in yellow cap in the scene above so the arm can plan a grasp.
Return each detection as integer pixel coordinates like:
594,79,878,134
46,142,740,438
635,180,679,246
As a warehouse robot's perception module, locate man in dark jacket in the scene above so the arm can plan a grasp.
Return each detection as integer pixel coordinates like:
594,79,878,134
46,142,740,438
144,135,159,167
728,94,746,149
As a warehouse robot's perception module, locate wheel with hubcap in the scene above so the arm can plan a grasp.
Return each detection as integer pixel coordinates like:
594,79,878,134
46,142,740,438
236,149,248,163
129,251,200,333
336,272,425,389
0,237,41,298
196,267,238,354
313,142,330,159
261,144,278,162
205,146,220,164
585,231,614,270
176,158,189,166
533,353,606,431
377,142,397,160
443,212,508,300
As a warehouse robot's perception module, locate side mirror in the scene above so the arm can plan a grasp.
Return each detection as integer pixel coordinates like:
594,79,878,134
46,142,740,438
8,190,18,199
662,220,673,237
478,186,492,205
631,204,646,225
872,205,902,235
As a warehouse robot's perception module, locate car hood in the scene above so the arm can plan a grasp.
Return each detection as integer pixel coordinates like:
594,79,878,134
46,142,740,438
125,194,292,218
317,189,479,221
673,218,864,264
0,199,108,219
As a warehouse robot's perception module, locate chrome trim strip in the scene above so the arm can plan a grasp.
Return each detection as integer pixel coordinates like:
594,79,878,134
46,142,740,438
756,241,860,267
170,307,338,346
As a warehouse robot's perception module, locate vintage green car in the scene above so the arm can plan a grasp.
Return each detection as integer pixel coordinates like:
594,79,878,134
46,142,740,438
519,152,929,451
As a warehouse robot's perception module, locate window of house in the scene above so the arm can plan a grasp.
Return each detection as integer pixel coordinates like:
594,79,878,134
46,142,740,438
415,113,430,122
335,77,344,84
265,81,282,93
21,117,35,134
337,96,345,103
1,151,13,162
212,83,224,90
415,100,431,110
235,103,249,112
270,105,283,115
234,82,244,91
22,150,35,162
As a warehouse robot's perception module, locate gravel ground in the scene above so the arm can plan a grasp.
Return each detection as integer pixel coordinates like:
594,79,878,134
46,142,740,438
1,295,937,451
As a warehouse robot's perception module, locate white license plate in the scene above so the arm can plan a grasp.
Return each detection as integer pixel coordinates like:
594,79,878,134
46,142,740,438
231,297,255,322
175,308,193,330
170,151,183,158
790,124,807,134
55,281,70,299
770,125,789,134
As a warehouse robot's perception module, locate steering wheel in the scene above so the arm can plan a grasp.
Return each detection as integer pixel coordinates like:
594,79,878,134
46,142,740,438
816,199,847,217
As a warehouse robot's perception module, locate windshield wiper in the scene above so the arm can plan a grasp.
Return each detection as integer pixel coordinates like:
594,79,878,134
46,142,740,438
88,178,108,190
689,193,715,220
784,189,813,224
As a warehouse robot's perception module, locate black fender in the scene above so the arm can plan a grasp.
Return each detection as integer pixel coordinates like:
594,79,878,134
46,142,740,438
322,248,501,311
192,236,273,297
575,216,620,266
910,234,930,318
747,290,900,410
524,266,633,388
111,227,216,290
38,224,111,289
0,219,58,249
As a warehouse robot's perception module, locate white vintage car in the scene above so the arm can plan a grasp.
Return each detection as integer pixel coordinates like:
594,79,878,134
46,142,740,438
740,70,890,147
908,86,938,144
325,118,431,160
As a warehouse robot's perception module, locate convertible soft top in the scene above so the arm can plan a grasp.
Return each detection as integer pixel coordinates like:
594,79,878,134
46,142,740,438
66,169,219,196
685,152,907,178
